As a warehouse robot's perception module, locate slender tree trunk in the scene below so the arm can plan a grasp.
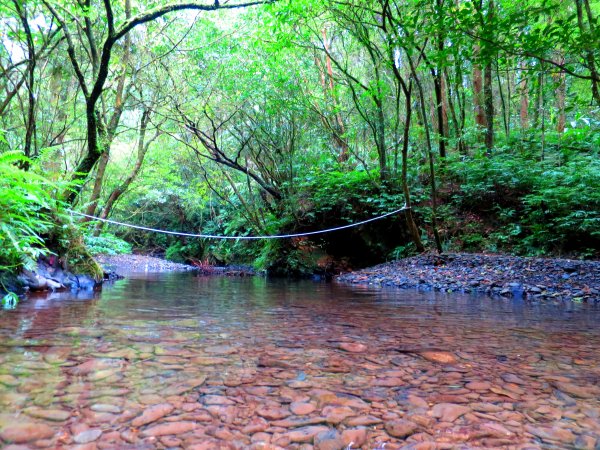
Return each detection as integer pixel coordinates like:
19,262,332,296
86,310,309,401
495,60,508,139
13,0,37,162
519,60,529,130
320,29,349,162
554,54,567,133
432,67,447,157
473,46,486,133
401,84,425,252
408,57,443,253
375,97,388,182
575,0,600,105
84,151,109,219
380,1,425,252
84,0,132,217
95,109,156,233
483,62,494,152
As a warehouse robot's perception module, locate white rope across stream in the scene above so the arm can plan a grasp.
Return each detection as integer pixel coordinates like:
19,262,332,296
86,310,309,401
70,206,408,240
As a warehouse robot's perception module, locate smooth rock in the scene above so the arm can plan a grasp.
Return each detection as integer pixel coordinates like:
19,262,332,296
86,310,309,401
525,425,576,444
285,426,330,443
322,405,355,424
431,403,471,422
132,403,175,427
23,407,70,422
141,421,198,437
74,429,102,444
341,428,367,448
291,402,316,416
0,422,55,443
418,351,457,364
314,429,345,450
256,405,291,420
385,419,418,438
338,343,367,353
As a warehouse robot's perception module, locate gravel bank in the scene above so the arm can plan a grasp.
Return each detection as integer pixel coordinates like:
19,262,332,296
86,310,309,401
96,254,196,273
336,253,600,302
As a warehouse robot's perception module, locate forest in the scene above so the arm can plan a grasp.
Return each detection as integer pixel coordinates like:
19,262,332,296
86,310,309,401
1,0,599,288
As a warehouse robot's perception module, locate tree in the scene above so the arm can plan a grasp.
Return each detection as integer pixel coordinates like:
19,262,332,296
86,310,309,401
42,0,268,204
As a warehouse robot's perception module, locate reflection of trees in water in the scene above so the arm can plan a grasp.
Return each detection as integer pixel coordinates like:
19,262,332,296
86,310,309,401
0,289,101,344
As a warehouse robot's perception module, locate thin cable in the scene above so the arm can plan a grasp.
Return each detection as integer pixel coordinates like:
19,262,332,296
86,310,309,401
70,206,407,240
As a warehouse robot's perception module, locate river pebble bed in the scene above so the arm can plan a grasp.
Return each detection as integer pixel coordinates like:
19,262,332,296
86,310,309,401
96,254,196,273
1,272,600,449
337,253,600,303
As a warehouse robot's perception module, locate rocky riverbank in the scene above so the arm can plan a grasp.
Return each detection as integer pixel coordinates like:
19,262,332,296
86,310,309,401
336,253,600,302
96,254,196,273
96,254,255,276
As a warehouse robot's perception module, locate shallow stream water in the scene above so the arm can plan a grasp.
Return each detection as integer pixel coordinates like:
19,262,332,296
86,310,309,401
1,272,600,449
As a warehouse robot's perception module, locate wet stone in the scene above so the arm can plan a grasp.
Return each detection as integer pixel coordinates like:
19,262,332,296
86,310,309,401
285,426,330,443
338,342,367,353
256,405,291,420
141,420,198,437
0,422,55,443
314,429,345,450
431,403,471,422
341,428,368,448
418,351,458,364
525,425,576,444
74,429,102,444
385,419,418,438
90,403,122,414
132,403,175,427
290,402,316,415
23,407,70,421
3,263,600,449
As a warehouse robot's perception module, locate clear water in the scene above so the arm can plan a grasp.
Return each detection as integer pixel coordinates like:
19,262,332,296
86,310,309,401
1,272,599,448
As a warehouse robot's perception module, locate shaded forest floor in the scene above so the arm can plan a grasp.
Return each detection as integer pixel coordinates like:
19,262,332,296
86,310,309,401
336,253,600,303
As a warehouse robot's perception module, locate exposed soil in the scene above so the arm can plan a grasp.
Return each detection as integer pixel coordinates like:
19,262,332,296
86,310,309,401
336,252,600,302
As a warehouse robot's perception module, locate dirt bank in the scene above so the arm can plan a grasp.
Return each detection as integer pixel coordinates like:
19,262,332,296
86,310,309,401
336,253,600,302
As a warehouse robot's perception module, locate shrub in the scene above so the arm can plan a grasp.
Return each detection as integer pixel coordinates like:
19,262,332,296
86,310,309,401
0,152,55,271
84,233,133,256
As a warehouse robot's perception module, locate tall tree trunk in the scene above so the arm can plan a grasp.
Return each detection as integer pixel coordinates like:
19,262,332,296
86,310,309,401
483,62,494,152
473,46,486,134
95,109,156,233
407,57,443,253
532,71,543,128
432,0,448,158
380,2,425,252
555,55,567,133
13,0,37,162
375,97,388,182
432,67,447,157
519,60,529,130
496,60,509,139
84,151,110,219
401,84,425,253
320,29,349,162
575,0,600,105
84,0,132,218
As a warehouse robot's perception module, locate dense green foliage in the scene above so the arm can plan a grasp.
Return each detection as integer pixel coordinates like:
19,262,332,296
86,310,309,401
445,142,600,256
0,152,55,271
1,0,598,276
84,233,133,256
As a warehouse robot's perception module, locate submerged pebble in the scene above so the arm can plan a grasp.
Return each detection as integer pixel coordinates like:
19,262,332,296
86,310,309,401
1,275,600,448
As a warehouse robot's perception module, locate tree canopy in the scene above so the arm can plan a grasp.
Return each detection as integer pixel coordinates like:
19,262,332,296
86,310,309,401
1,0,599,273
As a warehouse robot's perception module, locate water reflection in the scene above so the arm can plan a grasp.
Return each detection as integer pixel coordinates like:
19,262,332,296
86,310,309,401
0,273,599,448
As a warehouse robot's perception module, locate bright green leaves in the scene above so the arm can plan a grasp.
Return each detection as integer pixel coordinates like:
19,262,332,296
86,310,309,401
0,152,55,271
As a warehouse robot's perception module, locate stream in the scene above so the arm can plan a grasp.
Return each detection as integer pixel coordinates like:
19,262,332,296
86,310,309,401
1,272,600,449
